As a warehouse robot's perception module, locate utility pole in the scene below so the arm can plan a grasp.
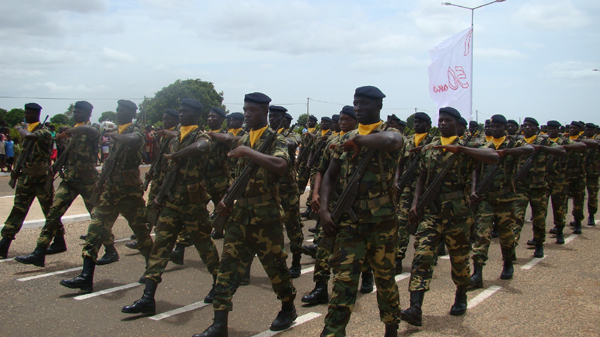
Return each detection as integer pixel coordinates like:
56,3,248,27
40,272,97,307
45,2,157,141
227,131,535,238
476,110,478,123
307,98,310,116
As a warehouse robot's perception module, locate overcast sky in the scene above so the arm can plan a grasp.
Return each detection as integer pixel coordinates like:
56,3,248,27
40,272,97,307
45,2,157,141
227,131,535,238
0,0,598,126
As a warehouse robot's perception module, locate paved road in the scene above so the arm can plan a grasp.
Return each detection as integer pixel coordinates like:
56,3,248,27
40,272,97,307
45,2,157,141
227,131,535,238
0,175,599,336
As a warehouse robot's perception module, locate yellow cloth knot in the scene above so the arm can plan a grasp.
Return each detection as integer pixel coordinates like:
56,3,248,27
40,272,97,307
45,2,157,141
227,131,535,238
228,128,242,136
358,121,382,136
27,122,40,132
492,136,506,150
414,133,427,147
180,125,198,141
525,135,537,144
118,123,132,134
307,127,316,134
250,125,268,147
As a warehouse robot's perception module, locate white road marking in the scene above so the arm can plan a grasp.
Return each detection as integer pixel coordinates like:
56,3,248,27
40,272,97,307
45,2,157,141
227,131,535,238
467,285,502,309
300,266,315,275
251,312,322,337
149,301,209,321
0,257,15,263
372,272,411,293
74,282,142,300
17,267,82,282
0,195,15,198
595,220,599,225
305,238,314,243
564,234,579,245
440,255,450,260
521,256,546,270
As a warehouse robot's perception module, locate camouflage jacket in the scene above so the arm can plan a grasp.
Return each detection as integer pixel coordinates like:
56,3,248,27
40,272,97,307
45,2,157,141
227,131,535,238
584,136,600,176
317,133,342,174
546,136,572,184
106,123,144,190
298,129,317,165
515,135,559,191
205,130,232,195
151,128,179,189
566,133,586,179
479,136,527,201
419,137,477,219
230,127,289,225
62,123,100,182
332,124,402,224
20,124,52,183
309,129,332,167
398,132,433,193
278,132,300,196
227,129,247,180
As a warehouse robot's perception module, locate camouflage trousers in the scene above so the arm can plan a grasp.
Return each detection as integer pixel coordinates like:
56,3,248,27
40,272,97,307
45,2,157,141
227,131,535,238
547,182,567,229
514,187,549,244
281,192,303,254
409,214,472,291
472,197,518,266
297,165,310,198
586,175,599,217
324,218,399,335
2,177,59,241
313,225,332,283
395,188,413,261
566,177,586,222
144,199,219,283
83,189,152,263
37,179,107,248
213,222,297,311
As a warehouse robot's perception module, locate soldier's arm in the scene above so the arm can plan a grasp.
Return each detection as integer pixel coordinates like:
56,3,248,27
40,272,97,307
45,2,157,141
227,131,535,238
209,131,236,146
435,145,499,164
286,138,298,151
166,139,209,160
562,142,587,151
538,143,566,156
110,132,142,146
497,143,534,158
311,171,323,213
228,146,287,174
350,131,404,152
574,139,599,148
17,127,37,141
408,168,426,225
158,129,179,139
319,157,341,238
65,125,99,138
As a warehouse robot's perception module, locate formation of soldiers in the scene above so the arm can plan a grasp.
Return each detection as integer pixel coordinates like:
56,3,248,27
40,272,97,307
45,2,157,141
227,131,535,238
0,87,598,337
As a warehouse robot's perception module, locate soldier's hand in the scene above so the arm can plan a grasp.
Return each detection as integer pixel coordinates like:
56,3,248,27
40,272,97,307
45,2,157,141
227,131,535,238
145,172,153,181
408,206,420,227
228,145,249,158
409,146,424,153
163,153,178,163
531,144,542,151
216,200,231,216
496,149,505,158
342,138,361,159
152,198,162,211
319,210,337,238
57,132,70,139
433,145,460,153
311,193,321,213
470,192,482,205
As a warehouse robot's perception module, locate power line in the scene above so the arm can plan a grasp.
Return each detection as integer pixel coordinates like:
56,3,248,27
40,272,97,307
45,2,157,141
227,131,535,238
0,95,145,101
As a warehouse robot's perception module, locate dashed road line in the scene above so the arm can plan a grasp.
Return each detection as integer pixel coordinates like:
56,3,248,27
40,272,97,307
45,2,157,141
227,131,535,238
17,267,82,282
521,256,546,270
149,301,209,321
305,238,314,243
301,266,315,275
564,234,579,245
0,257,15,263
74,282,142,300
251,312,322,337
467,285,502,309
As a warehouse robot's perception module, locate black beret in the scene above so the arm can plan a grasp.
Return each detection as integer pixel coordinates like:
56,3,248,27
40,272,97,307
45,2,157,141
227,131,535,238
308,115,318,121
507,119,519,126
332,114,340,122
547,120,561,127
268,105,287,113
469,121,479,127
586,122,596,128
414,112,431,124
485,119,490,124
74,101,93,113
244,92,271,104
285,113,293,120
523,117,539,126
321,117,332,123
354,85,386,99
388,114,400,122
180,98,204,112
439,107,461,120
490,114,507,125
459,117,467,126
571,121,584,128
228,112,244,120
398,120,407,126
24,102,42,111
164,108,178,117
340,105,356,120
117,99,137,112
211,107,226,118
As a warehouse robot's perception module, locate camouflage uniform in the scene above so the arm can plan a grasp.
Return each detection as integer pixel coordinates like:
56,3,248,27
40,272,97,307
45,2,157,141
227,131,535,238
37,123,101,247
212,127,296,311
305,130,332,209
323,125,401,335
146,128,178,219
565,134,586,223
2,124,58,241
297,129,317,194
584,136,600,221
280,131,303,255
546,136,572,230
409,137,476,291
513,136,559,243
472,137,527,266
82,124,153,262
144,130,220,283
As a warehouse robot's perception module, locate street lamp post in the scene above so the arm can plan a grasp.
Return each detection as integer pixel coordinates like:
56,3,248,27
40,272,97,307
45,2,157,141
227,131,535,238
442,0,506,122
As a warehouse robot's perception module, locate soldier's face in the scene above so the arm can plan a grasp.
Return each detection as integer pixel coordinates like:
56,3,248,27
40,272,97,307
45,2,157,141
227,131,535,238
388,120,400,130
307,119,317,128
162,113,178,130
321,120,331,130
116,106,135,125
353,96,381,125
225,117,232,129
243,102,268,130
490,123,506,139
339,114,357,132
24,109,40,124
585,127,595,138
522,122,537,138
413,119,429,134
268,111,285,130
73,108,90,124
469,125,478,134
179,106,198,126
207,112,224,130
484,123,491,136
569,125,582,136
438,113,457,138
230,118,243,129
547,126,560,138
332,121,340,132
506,124,518,135
457,124,466,137
284,118,291,129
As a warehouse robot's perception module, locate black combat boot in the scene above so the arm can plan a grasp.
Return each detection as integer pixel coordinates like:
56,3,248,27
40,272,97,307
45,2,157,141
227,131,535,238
0,236,12,259
96,244,119,265
289,252,301,279
384,323,398,337
15,245,46,267
589,216,596,226
359,269,374,293
533,243,544,258
270,301,297,331
449,285,468,316
193,310,228,337
125,240,138,249
400,290,424,326
204,274,217,304
548,226,558,234
170,244,185,265
469,263,483,289
46,235,67,255
122,279,157,314
573,220,582,234
555,225,565,244
301,280,329,305
301,244,317,259
491,224,499,238
301,206,312,218
130,234,137,240
211,229,224,240
79,234,87,240
395,257,403,275
60,258,95,292
526,238,536,246
308,227,318,234
500,260,514,280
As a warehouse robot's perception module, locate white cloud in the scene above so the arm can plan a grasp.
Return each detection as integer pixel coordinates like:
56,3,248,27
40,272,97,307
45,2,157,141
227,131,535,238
475,47,526,59
102,47,135,63
40,82,109,94
514,1,591,30
542,61,600,80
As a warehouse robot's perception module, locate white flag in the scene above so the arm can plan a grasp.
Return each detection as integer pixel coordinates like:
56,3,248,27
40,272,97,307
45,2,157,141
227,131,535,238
428,27,473,122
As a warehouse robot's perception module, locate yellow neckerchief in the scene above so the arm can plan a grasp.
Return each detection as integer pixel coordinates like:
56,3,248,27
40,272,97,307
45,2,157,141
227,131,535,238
211,129,220,133
539,131,547,135
277,128,284,134
333,131,340,136
414,132,427,147
27,122,40,132
525,135,537,144
321,129,330,137
180,125,198,141
358,121,382,136
549,137,559,143
75,121,89,127
249,125,268,147
168,126,175,131
492,136,506,150
485,135,493,142
228,128,242,136
459,135,464,140
440,136,458,152
118,122,132,134
569,132,583,141
307,127,316,134
340,131,347,137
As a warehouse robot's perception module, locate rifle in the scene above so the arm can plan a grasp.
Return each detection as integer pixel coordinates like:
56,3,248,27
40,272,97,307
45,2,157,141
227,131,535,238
45,131,79,192
9,116,49,189
148,160,179,227
299,131,331,188
473,136,519,199
396,132,434,192
512,136,549,185
284,123,297,137
143,134,172,191
212,120,285,233
407,132,474,235
296,129,315,168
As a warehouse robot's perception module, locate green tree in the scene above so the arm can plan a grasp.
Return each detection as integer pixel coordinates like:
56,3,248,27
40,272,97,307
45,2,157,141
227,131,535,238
50,114,71,125
297,113,309,129
98,111,117,123
0,108,7,122
5,108,25,127
142,79,224,125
